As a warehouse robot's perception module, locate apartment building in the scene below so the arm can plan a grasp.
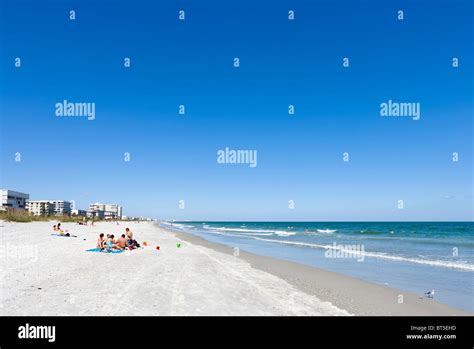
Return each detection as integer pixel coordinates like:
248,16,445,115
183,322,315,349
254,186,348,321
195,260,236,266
0,189,30,210
27,200,72,216
88,203,122,219
27,200,54,216
49,200,72,216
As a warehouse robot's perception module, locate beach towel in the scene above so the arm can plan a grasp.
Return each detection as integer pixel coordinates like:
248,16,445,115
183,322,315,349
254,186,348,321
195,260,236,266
51,233,77,238
86,248,125,254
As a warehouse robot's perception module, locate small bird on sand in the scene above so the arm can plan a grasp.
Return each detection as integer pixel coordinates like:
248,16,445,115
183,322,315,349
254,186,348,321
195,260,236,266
424,289,435,298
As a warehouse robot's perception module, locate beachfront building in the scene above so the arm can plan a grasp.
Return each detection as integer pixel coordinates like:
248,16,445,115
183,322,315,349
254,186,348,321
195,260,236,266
50,200,72,216
88,203,122,220
27,200,54,216
0,189,30,210
71,209,87,217
26,200,72,216
86,208,104,219
106,204,122,218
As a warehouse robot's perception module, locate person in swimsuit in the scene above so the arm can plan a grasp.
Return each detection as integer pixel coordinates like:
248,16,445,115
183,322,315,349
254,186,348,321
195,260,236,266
56,223,70,236
116,234,128,250
125,228,133,241
97,233,106,249
125,228,138,248
105,235,114,251
109,235,122,250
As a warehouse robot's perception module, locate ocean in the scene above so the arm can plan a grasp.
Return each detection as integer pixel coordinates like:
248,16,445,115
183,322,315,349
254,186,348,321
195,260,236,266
162,221,474,312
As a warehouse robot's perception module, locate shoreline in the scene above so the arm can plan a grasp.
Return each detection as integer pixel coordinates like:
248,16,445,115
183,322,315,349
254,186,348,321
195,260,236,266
171,227,471,316
0,220,470,316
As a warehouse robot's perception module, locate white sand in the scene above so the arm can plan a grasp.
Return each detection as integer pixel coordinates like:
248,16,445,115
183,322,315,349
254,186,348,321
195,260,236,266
0,221,349,316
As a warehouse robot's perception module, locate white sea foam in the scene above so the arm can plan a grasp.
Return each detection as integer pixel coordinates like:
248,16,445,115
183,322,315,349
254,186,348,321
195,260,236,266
193,227,474,272
250,237,474,271
305,230,335,235
163,222,194,229
203,226,297,237
274,231,296,236
317,229,337,234
210,227,273,233
206,226,274,236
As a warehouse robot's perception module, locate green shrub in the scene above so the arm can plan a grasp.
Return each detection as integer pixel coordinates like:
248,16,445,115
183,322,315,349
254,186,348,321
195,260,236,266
0,210,85,223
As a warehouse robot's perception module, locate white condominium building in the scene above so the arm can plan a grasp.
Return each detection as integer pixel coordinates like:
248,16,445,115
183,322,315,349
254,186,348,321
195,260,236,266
105,204,122,218
88,203,123,219
27,201,54,216
27,200,72,216
0,189,30,210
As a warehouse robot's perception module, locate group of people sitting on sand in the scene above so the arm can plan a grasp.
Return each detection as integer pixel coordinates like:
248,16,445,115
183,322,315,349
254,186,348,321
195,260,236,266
52,222,141,252
97,227,140,251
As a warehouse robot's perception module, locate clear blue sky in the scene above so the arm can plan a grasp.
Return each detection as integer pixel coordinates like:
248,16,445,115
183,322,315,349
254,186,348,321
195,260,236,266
1,0,472,221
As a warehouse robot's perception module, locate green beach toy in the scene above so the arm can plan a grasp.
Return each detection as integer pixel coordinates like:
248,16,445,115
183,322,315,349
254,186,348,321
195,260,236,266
176,243,181,248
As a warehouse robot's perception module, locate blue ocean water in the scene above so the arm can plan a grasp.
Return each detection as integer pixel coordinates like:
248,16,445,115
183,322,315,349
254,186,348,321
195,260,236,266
163,221,474,312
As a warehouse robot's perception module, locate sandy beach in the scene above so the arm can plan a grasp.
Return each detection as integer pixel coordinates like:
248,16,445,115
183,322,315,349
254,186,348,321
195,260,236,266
0,221,469,316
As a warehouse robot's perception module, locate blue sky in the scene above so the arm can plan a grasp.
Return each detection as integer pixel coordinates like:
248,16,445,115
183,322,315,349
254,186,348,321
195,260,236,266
1,0,472,221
